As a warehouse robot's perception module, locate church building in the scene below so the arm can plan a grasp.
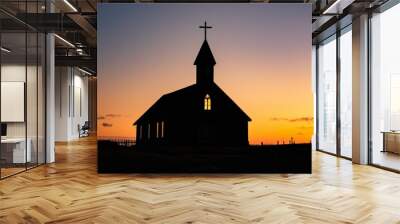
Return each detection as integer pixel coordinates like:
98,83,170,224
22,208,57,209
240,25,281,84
134,22,251,147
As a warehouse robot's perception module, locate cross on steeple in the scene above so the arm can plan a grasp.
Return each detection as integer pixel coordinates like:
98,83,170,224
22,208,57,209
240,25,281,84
199,21,212,41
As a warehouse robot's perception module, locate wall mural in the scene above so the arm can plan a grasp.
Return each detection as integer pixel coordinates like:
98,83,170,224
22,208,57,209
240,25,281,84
97,4,312,173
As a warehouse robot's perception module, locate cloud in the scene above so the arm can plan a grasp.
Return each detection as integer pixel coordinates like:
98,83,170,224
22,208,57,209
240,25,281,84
289,117,313,122
102,122,113,127
97,114,123,120
105,114,121,118
270,117,314,123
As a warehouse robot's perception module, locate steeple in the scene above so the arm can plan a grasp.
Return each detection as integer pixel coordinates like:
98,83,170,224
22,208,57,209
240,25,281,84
194,21,216,85
194,40,216,66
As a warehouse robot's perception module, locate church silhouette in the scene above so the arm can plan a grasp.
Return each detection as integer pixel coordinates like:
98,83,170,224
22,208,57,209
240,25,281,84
134,22,251,147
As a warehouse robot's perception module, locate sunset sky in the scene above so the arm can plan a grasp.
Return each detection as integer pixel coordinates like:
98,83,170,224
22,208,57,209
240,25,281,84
98,4,313,144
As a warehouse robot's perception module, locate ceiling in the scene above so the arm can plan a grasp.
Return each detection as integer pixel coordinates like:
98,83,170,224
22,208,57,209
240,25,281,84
0,0,392,75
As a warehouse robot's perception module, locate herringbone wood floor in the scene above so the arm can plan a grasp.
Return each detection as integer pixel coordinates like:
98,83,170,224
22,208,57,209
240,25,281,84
1,137,400,224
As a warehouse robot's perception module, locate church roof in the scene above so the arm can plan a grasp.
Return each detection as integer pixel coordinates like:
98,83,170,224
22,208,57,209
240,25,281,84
133,83,251,125
194,40,216,66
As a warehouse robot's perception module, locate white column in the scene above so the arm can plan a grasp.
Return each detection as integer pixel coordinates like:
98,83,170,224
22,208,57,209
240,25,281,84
312,45,317,150
46,33,55,163
352,14,369,164
45,0,56,163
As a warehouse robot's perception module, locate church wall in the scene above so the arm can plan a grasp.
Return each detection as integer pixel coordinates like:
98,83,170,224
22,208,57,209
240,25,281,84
136,114,249,147
163,119,189,146
214,119,248,146
136,119,168,146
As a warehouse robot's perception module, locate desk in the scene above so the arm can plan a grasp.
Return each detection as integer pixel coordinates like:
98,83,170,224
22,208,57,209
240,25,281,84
1,138,31,163
382,131,400,154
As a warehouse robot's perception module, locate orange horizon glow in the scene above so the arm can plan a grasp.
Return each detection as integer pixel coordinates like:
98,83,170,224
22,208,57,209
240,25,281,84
97,64,314,144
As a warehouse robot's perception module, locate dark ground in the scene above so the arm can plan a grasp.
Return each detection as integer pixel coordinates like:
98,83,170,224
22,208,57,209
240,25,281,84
98,141,311,173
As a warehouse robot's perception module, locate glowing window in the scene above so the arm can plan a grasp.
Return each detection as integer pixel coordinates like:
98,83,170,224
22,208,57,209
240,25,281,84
156,122,159,138
161,121,164,138
204,94,211,110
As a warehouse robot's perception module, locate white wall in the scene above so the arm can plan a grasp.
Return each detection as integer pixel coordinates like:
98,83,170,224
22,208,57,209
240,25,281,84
72,72,89,138
55,67,89,141
1,65,38,138
55,66,70,141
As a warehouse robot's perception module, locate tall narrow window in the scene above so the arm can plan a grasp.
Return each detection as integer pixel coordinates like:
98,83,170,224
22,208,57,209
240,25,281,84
339,27,352,158
139,125,142,140
204,94,211,110
317,35,337,155
156,122,159,138
148,124,151,139
161,121,164,138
